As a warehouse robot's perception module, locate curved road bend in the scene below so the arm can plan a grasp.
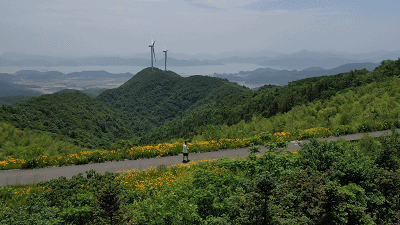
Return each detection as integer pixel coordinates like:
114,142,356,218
1,129,398,186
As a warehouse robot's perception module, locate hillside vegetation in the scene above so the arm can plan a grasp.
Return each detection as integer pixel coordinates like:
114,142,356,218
1,59,400,224
97,67,251,135
0,68,251,153
55,88,106,98
142,58,400,143
1,132,400,224
0,95,33,106
0,92,132,149
0,122,86,161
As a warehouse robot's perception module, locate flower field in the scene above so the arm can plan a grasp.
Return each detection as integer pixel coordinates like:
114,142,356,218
117,158,218,193
0,138,249,170
1,120,398,170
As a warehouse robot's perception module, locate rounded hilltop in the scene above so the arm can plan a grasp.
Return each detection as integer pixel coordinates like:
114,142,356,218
96,67,251,135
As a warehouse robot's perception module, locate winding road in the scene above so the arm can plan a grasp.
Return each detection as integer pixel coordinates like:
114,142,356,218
1,129,398,186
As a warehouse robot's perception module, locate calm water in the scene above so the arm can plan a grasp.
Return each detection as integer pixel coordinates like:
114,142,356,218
0,63,285,76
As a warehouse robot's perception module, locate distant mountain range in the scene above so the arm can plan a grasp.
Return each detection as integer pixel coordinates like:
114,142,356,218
214,62,380,86
0,62,382,98
0,53,224,67
0,50,398,70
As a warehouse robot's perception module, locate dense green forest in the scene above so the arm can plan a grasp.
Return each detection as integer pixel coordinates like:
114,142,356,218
0,92,133,149
142,58,400,143
1,133,399,224
97,67,251,135
55,88,106,98
0,95,33,106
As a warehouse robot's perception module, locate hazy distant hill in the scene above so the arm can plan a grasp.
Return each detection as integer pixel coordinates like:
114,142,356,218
256,50,399,70
256,57,362,70
0,81,42,97
0,57,12,66
0,54,223,67
57,57,149,66
8,70,133,81
97,67,251,134
301,67,325,72
154,58,223,67
7,59,54,66
1,50,398,69
215,62,380,86
0,73,17,83
15,70,46,75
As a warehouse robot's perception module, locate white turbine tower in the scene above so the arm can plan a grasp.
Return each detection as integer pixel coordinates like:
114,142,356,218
163,49,169,71
149,41,156,71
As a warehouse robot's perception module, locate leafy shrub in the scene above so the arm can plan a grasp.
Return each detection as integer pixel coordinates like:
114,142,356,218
248,136,263,145
0,186,13,200
332,125,354,136
260,132,272,141
275,141,288,149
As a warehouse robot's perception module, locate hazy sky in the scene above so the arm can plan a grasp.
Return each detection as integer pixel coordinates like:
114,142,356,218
1,0,399,57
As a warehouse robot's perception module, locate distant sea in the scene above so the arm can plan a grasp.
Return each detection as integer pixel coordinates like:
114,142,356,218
0,63,286,76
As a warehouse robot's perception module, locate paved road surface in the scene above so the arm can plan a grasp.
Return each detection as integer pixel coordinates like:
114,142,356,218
1,129,398,186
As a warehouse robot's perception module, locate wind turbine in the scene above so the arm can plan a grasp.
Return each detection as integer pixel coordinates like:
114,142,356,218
149,41,156,71
163,49,169,71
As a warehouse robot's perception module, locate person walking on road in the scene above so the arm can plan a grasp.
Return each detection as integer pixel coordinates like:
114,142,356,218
183,141,189,163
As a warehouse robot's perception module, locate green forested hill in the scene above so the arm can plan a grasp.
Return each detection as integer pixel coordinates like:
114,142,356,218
0,92,132,149
0,95,33,106
142,58,400,143
55,88,106,98
97,67,251,134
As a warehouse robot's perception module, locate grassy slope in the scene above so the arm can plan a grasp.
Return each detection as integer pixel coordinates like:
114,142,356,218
0,122,86,160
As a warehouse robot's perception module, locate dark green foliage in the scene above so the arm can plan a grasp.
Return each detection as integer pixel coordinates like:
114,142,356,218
0,170,129,224
374,132,400,171
374,169,400,224
93,172,126,225
55,88,106,98
0,92,133,149
0,185,13,200
80,88,107,98
0,95,33,105
97,67,250,136
192,166,261,223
